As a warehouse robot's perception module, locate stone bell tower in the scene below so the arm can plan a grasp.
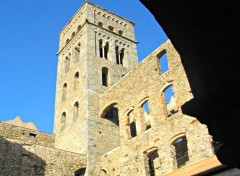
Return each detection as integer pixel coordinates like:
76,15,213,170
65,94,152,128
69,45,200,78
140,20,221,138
53,1,138,174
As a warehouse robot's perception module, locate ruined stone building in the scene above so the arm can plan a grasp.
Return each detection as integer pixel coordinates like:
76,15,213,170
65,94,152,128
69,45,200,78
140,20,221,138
0,2,227,176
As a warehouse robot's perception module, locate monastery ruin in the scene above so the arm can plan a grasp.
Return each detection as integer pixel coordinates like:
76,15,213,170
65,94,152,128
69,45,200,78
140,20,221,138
0,2,225,176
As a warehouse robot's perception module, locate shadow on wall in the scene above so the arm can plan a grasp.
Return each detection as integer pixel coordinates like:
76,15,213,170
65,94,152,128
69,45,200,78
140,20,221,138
0,137,46,175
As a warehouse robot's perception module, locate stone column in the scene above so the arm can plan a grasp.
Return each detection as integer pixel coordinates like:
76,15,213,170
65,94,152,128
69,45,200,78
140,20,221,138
148,93,162,127
135,106,146,134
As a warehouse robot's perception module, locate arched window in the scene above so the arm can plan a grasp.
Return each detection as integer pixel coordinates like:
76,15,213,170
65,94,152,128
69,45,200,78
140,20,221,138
74,43,80,63
146,150,160,176
77,25,81,32
120,48,124,66
99,40,103,58
108,26,114,31
74,72,80,91
115,45,120,64
102,67,108,86
75,168,86,176
73,102,79,122
141,100,151,130
118,30,123,36
66,38,70,44
163,85,177,117
172,136,189,168
63,56,70,73
72,31,76,38
128,110,137,138
62,83,67,101
98,22,103,27
61,112,66,131
104,42,109,59
104,104,119,126
158,50,169,74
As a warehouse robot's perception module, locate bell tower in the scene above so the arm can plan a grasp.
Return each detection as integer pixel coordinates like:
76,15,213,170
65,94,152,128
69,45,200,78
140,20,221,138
53,1,138,174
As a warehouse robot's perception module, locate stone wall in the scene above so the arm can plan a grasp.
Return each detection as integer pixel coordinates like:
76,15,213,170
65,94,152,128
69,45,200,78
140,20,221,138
0,123,86,176
93,40,214,175
0,121,54,147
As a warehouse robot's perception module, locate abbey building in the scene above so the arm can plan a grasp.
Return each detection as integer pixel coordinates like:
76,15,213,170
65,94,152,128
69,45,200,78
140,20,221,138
0,2,222,176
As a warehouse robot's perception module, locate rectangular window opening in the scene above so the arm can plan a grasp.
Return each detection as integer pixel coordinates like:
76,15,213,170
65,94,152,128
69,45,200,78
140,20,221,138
29,133,37,138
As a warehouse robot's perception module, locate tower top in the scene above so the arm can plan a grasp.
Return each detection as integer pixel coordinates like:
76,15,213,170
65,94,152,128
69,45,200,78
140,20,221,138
59,1,135,35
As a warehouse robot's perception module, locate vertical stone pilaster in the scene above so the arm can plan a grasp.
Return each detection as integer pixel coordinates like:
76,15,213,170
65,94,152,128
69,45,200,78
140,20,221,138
135,106,145,134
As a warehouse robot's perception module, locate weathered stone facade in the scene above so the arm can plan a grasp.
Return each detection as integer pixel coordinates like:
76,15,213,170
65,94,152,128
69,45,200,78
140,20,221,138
0,1,218,176
0,121,86,175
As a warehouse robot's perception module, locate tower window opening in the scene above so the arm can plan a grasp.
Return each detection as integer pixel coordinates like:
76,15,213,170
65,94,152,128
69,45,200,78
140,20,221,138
62,83,67,101
72,32,76,38
104,42,109,59
118,30,123,36
61,112,66,131
102,67,108,86
77,25,81,32
120,49,124,66
108,26,114,31
73,102,79,122
173,136,189,168
128,110,137,138
66,38,70,44
99,40,103,58
74,72,80,91
98,22,103,27
147,150,159,176
63,56,70,73
115,46,119,64
158,51,169,74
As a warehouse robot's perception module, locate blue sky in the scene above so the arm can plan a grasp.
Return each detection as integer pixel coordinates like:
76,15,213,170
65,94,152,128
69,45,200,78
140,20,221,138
0,0,168,133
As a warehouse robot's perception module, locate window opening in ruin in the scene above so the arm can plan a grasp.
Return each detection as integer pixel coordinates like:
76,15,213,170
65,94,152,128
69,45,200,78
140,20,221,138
73,102,79,122
74,72,80,91
102,67,108,86
163,85,178,117
119,30,123,36
99,40,103,58
98,22,103,27
61,112,66,131
158,51,169,74
115,46,119,64
104,42,109,59
75,168,86,176
142,100,151,130
120,49,124,66
108,26,114,31
62,83,67,101
104,104,119,126
147,150,159,176
29,133,36,138
128,110,137,138
173,136,189,168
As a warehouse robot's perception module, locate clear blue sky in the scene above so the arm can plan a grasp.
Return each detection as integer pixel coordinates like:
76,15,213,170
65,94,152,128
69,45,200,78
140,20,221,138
0,0,168,133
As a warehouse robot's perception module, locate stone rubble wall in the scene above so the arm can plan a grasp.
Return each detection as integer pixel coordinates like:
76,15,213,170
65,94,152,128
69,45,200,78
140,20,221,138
0,123,86,176
93,40,214,175
0,121,54,147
